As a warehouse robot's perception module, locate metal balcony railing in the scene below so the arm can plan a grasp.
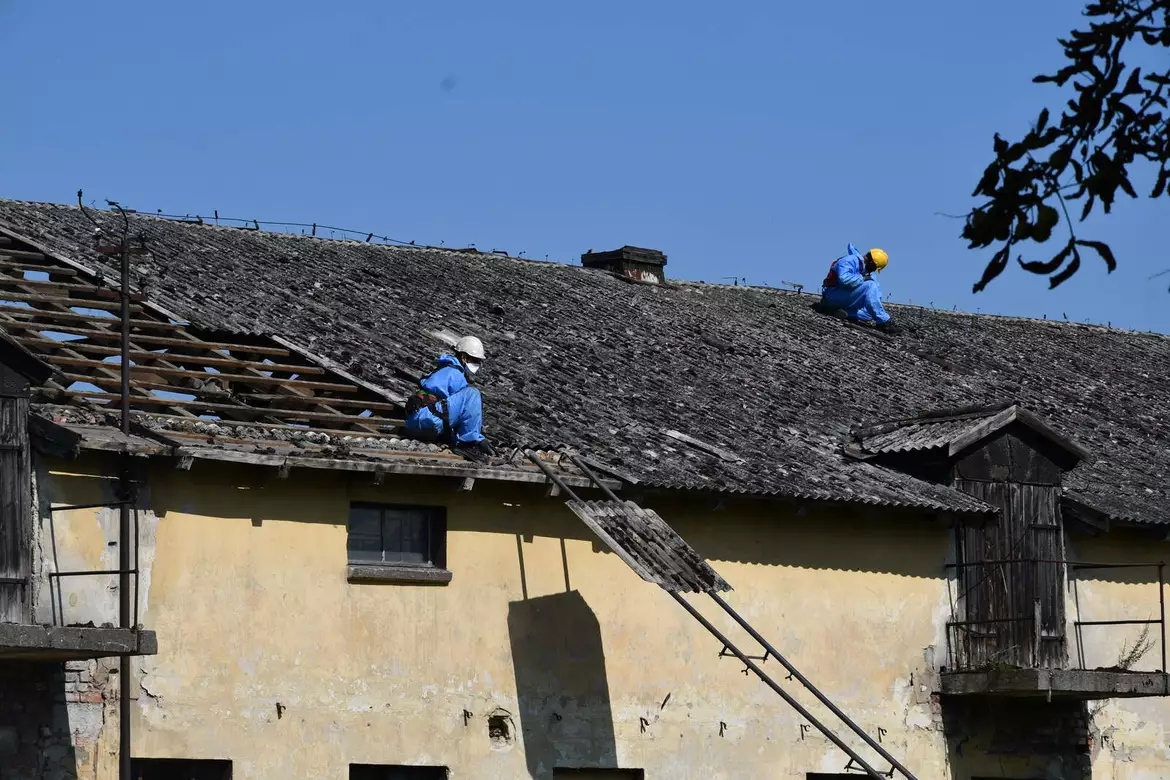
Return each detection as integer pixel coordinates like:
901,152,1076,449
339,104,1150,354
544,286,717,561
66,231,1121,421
943,558,1165,674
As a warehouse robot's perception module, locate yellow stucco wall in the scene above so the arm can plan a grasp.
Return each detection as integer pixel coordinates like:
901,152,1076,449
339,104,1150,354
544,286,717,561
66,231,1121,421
33,454,1170,779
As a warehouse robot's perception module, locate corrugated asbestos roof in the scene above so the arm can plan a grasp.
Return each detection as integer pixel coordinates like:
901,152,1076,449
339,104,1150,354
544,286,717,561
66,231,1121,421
859,417,982,455
851,403,1089,462
0,199,1165,523
566,499,732,593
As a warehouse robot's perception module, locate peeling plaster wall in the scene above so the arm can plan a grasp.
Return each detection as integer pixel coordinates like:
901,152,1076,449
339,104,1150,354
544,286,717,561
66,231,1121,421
26,453,1170,779
1063,531,1170,776
20,455,159,780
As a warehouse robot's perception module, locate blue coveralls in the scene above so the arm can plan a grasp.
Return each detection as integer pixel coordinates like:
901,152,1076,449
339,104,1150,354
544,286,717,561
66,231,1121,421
820,243,891,324
404,355,486,445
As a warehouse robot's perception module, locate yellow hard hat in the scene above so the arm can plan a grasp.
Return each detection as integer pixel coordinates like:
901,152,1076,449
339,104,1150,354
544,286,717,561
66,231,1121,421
868,248,889,270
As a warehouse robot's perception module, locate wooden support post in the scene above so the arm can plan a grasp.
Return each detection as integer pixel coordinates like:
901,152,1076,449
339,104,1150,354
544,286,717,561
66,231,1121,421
1033,598,1042,668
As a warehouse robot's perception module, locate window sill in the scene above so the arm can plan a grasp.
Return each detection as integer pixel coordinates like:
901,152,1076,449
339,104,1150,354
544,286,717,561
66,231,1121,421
347,564,453,585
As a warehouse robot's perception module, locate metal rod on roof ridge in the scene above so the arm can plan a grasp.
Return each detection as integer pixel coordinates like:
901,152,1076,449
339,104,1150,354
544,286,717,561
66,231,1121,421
668,591,888,780
709,591,919,780
526,451,582,503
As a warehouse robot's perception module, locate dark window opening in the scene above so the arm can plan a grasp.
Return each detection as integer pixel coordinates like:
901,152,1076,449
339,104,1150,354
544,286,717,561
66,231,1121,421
350,765,448,780
132,758,232,780
347,503,446,568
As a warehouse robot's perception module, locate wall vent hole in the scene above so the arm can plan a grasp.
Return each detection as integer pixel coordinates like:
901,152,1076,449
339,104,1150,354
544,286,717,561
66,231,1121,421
487,709,515,749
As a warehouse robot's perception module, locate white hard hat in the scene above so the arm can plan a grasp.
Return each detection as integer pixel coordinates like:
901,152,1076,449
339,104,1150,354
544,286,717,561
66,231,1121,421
455,335,485,360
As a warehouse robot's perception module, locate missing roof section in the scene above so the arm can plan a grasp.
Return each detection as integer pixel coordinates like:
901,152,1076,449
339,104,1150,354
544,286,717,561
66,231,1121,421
566,499,731,593
0,231,405,437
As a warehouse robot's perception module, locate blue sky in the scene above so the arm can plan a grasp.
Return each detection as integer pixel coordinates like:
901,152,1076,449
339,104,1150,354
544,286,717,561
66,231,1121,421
0,1,1163,331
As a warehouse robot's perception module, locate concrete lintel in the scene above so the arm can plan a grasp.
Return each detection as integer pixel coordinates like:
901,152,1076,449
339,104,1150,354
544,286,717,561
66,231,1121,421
0,623,158,660
940,668,1170,699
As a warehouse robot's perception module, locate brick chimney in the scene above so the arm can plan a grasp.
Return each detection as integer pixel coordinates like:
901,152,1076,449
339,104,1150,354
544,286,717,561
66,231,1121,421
581,246,667,284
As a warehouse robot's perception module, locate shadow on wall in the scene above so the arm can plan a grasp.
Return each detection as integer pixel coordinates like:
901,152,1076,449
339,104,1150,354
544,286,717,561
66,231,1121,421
450,482,951,580
657,497,951,579
0,661,79,779
942,698,1092,780
508,590,617,780
1067,528,1167,585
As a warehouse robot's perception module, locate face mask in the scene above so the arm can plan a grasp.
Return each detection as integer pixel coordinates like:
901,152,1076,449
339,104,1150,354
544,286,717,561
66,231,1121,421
466,362,481,375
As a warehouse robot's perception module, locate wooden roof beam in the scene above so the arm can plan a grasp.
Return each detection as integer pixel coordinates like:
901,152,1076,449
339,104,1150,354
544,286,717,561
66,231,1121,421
0,261,79,277
0,248,48,261
0,304,171,329
40,389,400,426
14,337,324,375
39,356,357,392
155,325,383,434
0,290,143,313
0,277,200,419
0,321,290,355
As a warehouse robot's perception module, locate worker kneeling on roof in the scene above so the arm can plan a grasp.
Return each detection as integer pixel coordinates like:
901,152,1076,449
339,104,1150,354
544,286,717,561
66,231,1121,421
820,244,900,334
405,336,496,461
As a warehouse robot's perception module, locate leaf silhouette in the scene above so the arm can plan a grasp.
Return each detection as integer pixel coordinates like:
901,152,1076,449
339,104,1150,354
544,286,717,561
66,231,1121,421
1049,244,1082,288
973,244,1012,293
1019,239,1075,274
964,0,1168,290
1075,239,1118,272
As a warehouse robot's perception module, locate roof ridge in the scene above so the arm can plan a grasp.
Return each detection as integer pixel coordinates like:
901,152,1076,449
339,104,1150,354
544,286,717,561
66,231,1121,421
2,197,1166,340
0,197,563,265
679,279,1170,339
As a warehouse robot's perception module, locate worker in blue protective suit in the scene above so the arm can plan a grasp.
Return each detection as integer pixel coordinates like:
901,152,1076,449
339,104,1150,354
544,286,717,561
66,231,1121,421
404,335,496,461
820,244,900,334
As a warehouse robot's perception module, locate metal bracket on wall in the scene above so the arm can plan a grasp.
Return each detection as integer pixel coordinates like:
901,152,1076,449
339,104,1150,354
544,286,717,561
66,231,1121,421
720,643,769,675
529,447,921,780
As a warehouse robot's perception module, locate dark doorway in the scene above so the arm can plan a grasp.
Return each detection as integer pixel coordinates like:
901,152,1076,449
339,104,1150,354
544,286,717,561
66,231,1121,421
131,758,232,780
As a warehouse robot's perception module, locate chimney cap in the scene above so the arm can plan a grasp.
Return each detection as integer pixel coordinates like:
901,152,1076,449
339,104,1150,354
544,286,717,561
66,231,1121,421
581,245,667,268
580,245,668,284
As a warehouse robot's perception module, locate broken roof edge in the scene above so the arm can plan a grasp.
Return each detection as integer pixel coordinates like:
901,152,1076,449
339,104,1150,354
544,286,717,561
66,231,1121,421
36,416,619,491
269,334,406,405
0,222,195,327
0,327,55,385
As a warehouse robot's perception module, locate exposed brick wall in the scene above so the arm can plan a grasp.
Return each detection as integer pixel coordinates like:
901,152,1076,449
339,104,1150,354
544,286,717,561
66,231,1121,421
942,697,1092,780
0,661,77,780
